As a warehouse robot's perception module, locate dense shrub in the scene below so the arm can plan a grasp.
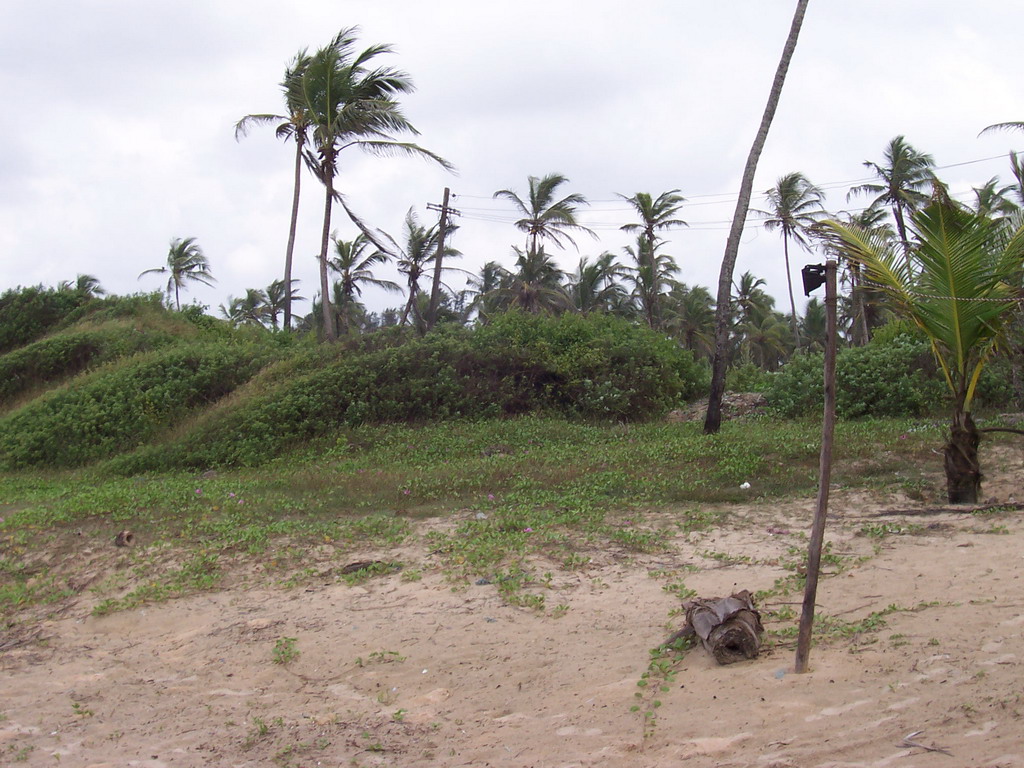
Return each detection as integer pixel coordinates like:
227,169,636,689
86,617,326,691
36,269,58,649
765,334,946,418
0,286,87,354
0,342,271,469
0,326,179,406
113,313,706,470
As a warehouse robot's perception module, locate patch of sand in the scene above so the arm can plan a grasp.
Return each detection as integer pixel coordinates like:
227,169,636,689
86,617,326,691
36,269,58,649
2,448,1023,767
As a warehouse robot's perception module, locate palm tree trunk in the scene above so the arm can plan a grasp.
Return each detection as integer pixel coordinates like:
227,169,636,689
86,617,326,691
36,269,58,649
783,235,800,350
283,138,303,331
318,175,337,343
893,202,912,275
945,410,981,503
705,0,810,434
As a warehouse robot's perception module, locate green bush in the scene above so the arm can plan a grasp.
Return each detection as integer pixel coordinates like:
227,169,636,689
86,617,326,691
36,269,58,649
0,286,87,354
726,362,771,393
765,334,945,418
113,313,705,470
0,341,270,469
0,326,179,406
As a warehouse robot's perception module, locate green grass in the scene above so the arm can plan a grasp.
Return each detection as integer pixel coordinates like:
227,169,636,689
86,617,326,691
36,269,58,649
0,415,956,621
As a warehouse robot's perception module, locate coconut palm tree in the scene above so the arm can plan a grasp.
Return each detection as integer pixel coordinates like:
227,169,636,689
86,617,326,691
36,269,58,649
264,278,304,330
620,190,688,246
139,237,215,310
235,49,313,331
493,247,573,314
221,288,270,327
755,172,826,349
493,174,595,256
822,192,1024,503
972,177,1020,221
665,283,716,359
705,0,810,434
300,27,453,342
464,261,505,323
327,233,400,334
383,210,461,330
622,235,679,328
571,252,627,314
848,135,935,266
58,274,106,299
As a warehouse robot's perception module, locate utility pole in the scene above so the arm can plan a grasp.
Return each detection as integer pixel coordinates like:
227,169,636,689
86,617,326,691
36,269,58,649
795,256,837,673
426,187,460,331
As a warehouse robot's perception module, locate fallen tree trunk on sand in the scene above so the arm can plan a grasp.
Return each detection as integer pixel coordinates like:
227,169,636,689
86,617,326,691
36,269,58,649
665,590,764,665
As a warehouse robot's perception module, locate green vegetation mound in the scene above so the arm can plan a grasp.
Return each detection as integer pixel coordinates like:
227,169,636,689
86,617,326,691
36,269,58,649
111,312,706,471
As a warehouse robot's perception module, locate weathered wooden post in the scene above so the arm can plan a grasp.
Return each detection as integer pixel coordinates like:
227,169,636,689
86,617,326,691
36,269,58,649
795,256,837,673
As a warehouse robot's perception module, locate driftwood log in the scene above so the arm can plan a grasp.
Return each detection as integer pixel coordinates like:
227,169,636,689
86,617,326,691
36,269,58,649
669,590,764,665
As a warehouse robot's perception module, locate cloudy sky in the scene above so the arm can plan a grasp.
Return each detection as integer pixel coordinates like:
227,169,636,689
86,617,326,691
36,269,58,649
2,1,1023,319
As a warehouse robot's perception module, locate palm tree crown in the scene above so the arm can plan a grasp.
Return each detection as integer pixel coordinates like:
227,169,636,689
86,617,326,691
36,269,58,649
139,236,215,310
235,48,314,331
300,27,452,341
494,173,594,255
848,135,935,260
755,171,826,348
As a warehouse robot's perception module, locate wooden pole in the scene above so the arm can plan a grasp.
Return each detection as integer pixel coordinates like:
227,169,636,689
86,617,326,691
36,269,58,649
426,187,451,331
795,257,837,673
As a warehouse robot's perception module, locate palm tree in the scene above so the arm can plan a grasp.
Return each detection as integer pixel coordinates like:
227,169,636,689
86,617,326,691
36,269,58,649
822,193,1024,503
235,49,313,331
264,279,304,330
800,297,827,351
571,252,627,314
301,27,453,342
705,0,810,434
664,283,716,359
848,135,935,266
493,247,573,314
464,261,505,323
622,235,679,328
221,288,269,327
493,174,595,256
385,210,461,329
139,237,215,310
972,177,1020,221
58,274,105,299
755,172,826,349
620,190,688,245
328,233,400,334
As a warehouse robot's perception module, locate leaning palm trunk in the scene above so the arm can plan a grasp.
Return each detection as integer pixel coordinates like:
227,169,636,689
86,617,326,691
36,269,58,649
705,0,810,433
318,171,337,342
283,138,303,331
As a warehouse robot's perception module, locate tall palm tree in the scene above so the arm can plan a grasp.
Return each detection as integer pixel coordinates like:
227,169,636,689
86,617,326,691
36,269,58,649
619,190,688,250
235,49,313,331
848,135,935,266
705,0,810,434
823,193,1024,502
755,172,826,349
623,235,679,328
139,236,215,310
328,233,400,334
493,173,595,256
301,27,453,342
